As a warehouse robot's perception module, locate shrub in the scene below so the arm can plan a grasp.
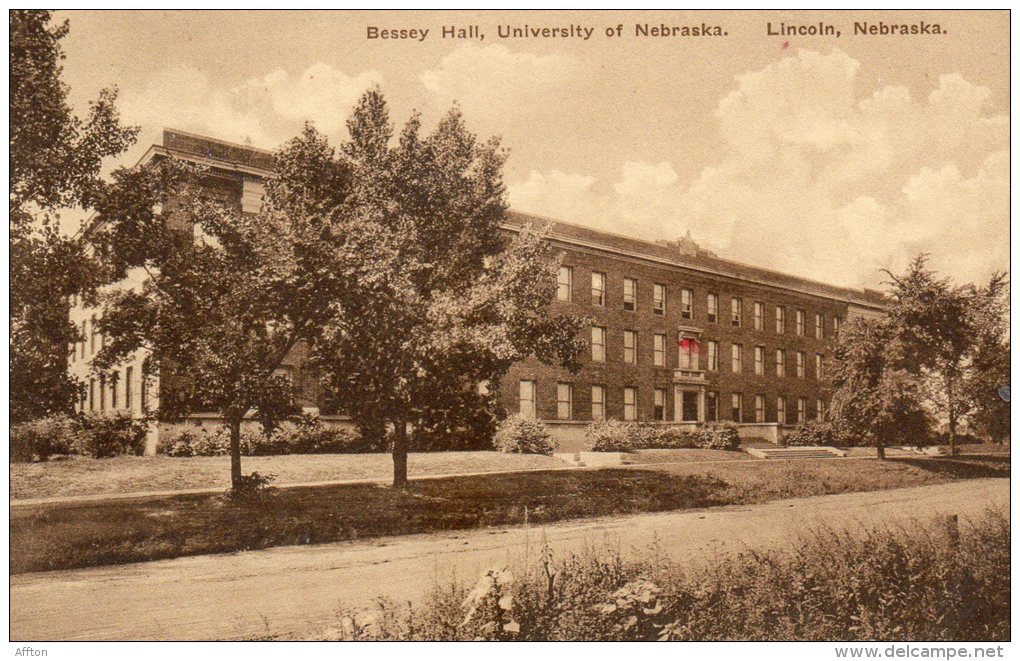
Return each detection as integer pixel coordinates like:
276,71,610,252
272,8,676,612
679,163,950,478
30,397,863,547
784,420,844,447
72,413,147,458
10,414,78,461
699,423,741,451
585,418,637,452
493,415,557,455
222,471,276,504
157,428,232,457
642,425,700,449
586,420,740,452
279,414,380,454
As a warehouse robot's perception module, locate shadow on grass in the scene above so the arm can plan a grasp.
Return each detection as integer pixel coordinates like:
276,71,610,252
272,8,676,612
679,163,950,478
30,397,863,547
887,455,1010,480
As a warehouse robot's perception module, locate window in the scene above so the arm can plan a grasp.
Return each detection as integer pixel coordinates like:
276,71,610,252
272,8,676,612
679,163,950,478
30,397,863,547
90,315,98,353
731,393,742,422
731,343,742,373
816,353,824,379
776,349,786,377
591,385,606,420
777,396,786,424
591,326,606,362
591,272,606,306
833,316,841,334
796,309,805,336
89,378,96,412
654,388,666,421
754,302,764,330
100,374,106,412
754,346,765,375
815,313,824,340
731,298,742,327
653,334,666,367
681,288,693,319
796,351,805,378
775,306,786,334
519,380,537,419
797,397,806,423
140,371,148,413
623,387,637,421
623,277,637,311
817,399,827,422
679,336,699,370
653,284,666,315
557,383,573,420
707,293,718,322
111,374,118,410
706,392,718,422
707,340,719,371
624,330,637,364
755,394,765,423
80,320,87,358
557,266,572,302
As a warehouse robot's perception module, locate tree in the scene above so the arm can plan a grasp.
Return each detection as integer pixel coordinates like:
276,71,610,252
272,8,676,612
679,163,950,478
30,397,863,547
305,90,587,487
10,10,137,422
963,274,1010,443
829,316,929,459
89,146,353,488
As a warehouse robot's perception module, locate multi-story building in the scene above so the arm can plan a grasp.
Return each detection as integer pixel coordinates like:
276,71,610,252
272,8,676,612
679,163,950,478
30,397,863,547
68,130,887,452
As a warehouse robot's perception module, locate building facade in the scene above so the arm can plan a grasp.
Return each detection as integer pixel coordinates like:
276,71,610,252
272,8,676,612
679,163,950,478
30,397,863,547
69,130,887,452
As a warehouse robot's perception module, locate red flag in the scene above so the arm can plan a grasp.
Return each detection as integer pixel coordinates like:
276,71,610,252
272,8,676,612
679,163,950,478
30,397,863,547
679,338,700,354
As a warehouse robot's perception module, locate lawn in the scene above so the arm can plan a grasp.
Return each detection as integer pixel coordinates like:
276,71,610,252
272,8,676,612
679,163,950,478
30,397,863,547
9,451,567,500
10,454,1008,575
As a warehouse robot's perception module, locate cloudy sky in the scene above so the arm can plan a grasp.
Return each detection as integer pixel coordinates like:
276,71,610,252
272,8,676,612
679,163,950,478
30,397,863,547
57,9,1008,289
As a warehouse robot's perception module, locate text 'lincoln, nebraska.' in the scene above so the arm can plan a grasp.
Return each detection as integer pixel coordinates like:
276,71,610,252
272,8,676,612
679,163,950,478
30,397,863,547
365,23,728,41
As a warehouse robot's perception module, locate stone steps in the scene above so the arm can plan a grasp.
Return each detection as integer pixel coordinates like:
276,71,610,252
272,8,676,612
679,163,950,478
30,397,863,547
553,451,634,467
745,446,847,460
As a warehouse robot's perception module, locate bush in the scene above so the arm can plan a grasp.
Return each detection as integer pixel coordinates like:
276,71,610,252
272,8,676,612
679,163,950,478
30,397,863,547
699,423,741,451
278,414,381,454
73,413,148,458
10,414,78,461
586,420,740,452
585,418,637,452
784,420,844,447
157,418,382,457
493,415,557,455
642,425,700,449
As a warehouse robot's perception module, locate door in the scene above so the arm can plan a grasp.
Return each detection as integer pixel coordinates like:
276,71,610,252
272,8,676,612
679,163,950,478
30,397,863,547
681,390,699,422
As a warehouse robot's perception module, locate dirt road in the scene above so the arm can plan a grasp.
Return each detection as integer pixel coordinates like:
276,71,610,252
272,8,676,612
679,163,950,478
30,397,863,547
11,478,1008,641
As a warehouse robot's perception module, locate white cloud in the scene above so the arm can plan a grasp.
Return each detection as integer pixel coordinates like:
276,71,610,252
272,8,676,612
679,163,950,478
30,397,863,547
508,49,1008,289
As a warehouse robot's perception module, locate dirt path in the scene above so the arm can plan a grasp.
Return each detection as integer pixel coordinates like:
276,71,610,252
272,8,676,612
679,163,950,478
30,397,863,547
11,478,1007,641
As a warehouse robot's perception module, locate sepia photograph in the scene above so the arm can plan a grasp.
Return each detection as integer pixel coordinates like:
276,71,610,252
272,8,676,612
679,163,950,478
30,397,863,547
7,7,1011,651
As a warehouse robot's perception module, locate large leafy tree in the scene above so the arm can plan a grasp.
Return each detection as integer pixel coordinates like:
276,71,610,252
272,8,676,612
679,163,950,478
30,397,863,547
962,274,1010,444
307,90,587,487
10,10,137,422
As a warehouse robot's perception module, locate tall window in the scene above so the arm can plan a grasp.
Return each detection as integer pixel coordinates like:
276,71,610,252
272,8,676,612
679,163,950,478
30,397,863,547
591,326,606,362
797,397,806,423
833,316,841,334
817,399,827,422
731,393,742,422
679,336,699,370
623,330,637,364
731,343,742,373
80,320,87,359
653,334,666,367
796,351,805,378
754,301,764,330
557,266,572,302
623,387,637,421
776,349,786,377
556,383,573,420
681,288,693,319
775,306,786,334
815,353,824,379
707,340,718,371
591,272,606,306
777,396,786,424
519,380,537,419
140,370,148,413
99,374,106,412
796,309,805,336
623,277,637,311
707,293,718,322
111,374,118,410
706,391,718,422
90,315,98,353
591,385,606,420
754,346,765,375
654,388,666,421
731,297,742,327
653,284,666,315
815,313,824,340
755,394,765,423
89,378,96,412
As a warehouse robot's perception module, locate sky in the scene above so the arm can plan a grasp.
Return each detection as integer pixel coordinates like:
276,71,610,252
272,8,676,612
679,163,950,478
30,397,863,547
56,9,1009,290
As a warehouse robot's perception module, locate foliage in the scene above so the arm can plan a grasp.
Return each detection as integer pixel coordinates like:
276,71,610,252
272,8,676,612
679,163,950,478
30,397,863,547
157,417,382,457
783,420,847,447
586,420,740,452
221,471,277,504
697,423,742,451
331,509,1009,641
304,90,587,487
962,274,1010,443
492,415,557,455
10,414,78,461
585,418,638,452
10,10,137,423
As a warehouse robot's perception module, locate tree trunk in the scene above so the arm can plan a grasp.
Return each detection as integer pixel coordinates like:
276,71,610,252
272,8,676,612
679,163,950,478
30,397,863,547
948,407,959,456
229,417,243,489
876,440,886,460
392,415,408,489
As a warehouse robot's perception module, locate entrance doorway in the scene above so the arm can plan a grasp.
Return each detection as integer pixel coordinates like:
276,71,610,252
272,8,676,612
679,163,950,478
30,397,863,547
681,390,699,422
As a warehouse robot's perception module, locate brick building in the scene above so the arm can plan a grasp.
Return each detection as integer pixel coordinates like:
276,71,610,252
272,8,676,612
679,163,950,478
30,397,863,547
69,130,886,452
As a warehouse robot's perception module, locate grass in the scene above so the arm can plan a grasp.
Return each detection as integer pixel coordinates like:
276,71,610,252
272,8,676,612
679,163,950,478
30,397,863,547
9,451,566,500
328,508,1010,641
10,454,1008,575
